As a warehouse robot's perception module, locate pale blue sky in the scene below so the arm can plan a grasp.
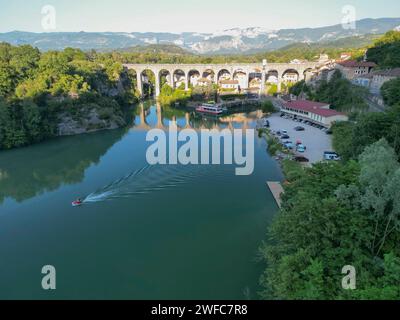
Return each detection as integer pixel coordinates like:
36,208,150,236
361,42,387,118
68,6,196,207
0,0,399,33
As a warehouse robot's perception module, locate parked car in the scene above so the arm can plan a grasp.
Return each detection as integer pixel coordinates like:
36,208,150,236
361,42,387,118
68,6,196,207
297,144,306,153
294,156,309,163
281,134,290,140
280,113,285,117
294,126,305,131
283,141,294,149
281,130,288,134
324,151,341,161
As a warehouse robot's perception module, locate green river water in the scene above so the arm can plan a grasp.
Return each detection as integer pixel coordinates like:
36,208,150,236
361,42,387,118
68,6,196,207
0,101,283,299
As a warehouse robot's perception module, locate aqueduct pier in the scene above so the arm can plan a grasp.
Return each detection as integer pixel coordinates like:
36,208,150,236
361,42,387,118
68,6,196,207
123,62,321,97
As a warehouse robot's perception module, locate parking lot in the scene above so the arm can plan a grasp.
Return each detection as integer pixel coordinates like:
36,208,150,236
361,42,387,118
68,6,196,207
267,113,334,164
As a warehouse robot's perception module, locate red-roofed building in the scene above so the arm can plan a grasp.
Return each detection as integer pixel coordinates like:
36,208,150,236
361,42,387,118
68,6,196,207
281,100,348,128
336,60,377,80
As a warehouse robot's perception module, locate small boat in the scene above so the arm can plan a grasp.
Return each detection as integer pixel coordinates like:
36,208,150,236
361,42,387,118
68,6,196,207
72,199,83,207
196,103,224,115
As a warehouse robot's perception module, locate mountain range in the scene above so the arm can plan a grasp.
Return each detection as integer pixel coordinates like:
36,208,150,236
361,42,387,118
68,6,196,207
1,17,399,54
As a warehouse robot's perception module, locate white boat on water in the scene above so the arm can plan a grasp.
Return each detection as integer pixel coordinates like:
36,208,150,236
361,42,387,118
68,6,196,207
196,103,225,115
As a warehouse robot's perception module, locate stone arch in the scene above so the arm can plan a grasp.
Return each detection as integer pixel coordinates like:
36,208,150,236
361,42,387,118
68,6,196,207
125,68,139,94
217,69,231,83
140,69,156,98
233,69,248,89
282,69,300,83
188,69,201,87
159,69,172,89
266,70,279,84
202,69,216,83
247,68,262,90
172,69,186,89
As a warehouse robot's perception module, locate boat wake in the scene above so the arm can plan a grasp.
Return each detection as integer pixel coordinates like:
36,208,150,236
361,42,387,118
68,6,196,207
82,164,226,204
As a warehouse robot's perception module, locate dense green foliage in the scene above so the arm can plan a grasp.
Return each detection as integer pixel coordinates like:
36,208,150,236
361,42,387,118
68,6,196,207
158,84,191,107
313,70,369,112
261,100,276,113
381,77,400,107
332,105,400,161
289,71,369,112
367,31,400,68
0,43,137,149
288,80,313,99
260,139,400,300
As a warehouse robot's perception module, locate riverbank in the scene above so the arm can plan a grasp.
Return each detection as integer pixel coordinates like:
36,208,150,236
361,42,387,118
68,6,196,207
56,104,129,136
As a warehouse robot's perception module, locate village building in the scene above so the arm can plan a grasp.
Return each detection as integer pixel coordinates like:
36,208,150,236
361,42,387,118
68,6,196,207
219,79,240,91
280,100,348,128
335,60,376,80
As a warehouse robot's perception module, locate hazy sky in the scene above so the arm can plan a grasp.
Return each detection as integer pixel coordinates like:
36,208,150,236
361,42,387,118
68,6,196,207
0,0,399,33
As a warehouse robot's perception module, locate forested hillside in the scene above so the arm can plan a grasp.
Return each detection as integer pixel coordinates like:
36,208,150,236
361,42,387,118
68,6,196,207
0,44,137,150
366,31,400,68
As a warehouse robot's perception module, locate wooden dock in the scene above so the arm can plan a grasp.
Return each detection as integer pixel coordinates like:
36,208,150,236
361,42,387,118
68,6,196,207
266,181,284,208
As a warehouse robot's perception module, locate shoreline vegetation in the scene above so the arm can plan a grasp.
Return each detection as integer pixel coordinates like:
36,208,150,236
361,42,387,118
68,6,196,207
259,92,400,300
259,136,400,300
0,44,139,150
257,31,400,299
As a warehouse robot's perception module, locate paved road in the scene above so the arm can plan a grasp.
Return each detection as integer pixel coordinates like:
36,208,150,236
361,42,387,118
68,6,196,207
267,113,333,164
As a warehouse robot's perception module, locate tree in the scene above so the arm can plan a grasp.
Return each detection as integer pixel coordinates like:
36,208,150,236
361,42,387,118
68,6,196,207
21,100,43,143
367,31,400,68
336,139,400,257
381,78,400,107
0,62,16,96
314,70,368,112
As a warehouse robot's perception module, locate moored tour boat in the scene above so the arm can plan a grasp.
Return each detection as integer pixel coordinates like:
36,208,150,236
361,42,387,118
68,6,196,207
196,103,225,115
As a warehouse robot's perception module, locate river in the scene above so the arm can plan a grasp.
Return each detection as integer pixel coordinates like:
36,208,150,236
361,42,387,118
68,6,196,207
0,101,283,299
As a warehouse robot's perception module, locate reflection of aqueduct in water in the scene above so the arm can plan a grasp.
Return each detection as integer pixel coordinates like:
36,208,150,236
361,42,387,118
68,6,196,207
133,103,263,131
123,62,320,97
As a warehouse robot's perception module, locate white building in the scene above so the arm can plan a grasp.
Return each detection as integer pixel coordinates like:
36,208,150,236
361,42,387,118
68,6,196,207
283,72,299,83
219,79,240,91
281,100,348,128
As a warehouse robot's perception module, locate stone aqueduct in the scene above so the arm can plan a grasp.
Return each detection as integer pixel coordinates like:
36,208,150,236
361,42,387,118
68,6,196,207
123,62,320,97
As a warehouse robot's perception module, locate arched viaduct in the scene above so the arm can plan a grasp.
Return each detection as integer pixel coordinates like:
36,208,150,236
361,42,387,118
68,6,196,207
123,62,320,97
